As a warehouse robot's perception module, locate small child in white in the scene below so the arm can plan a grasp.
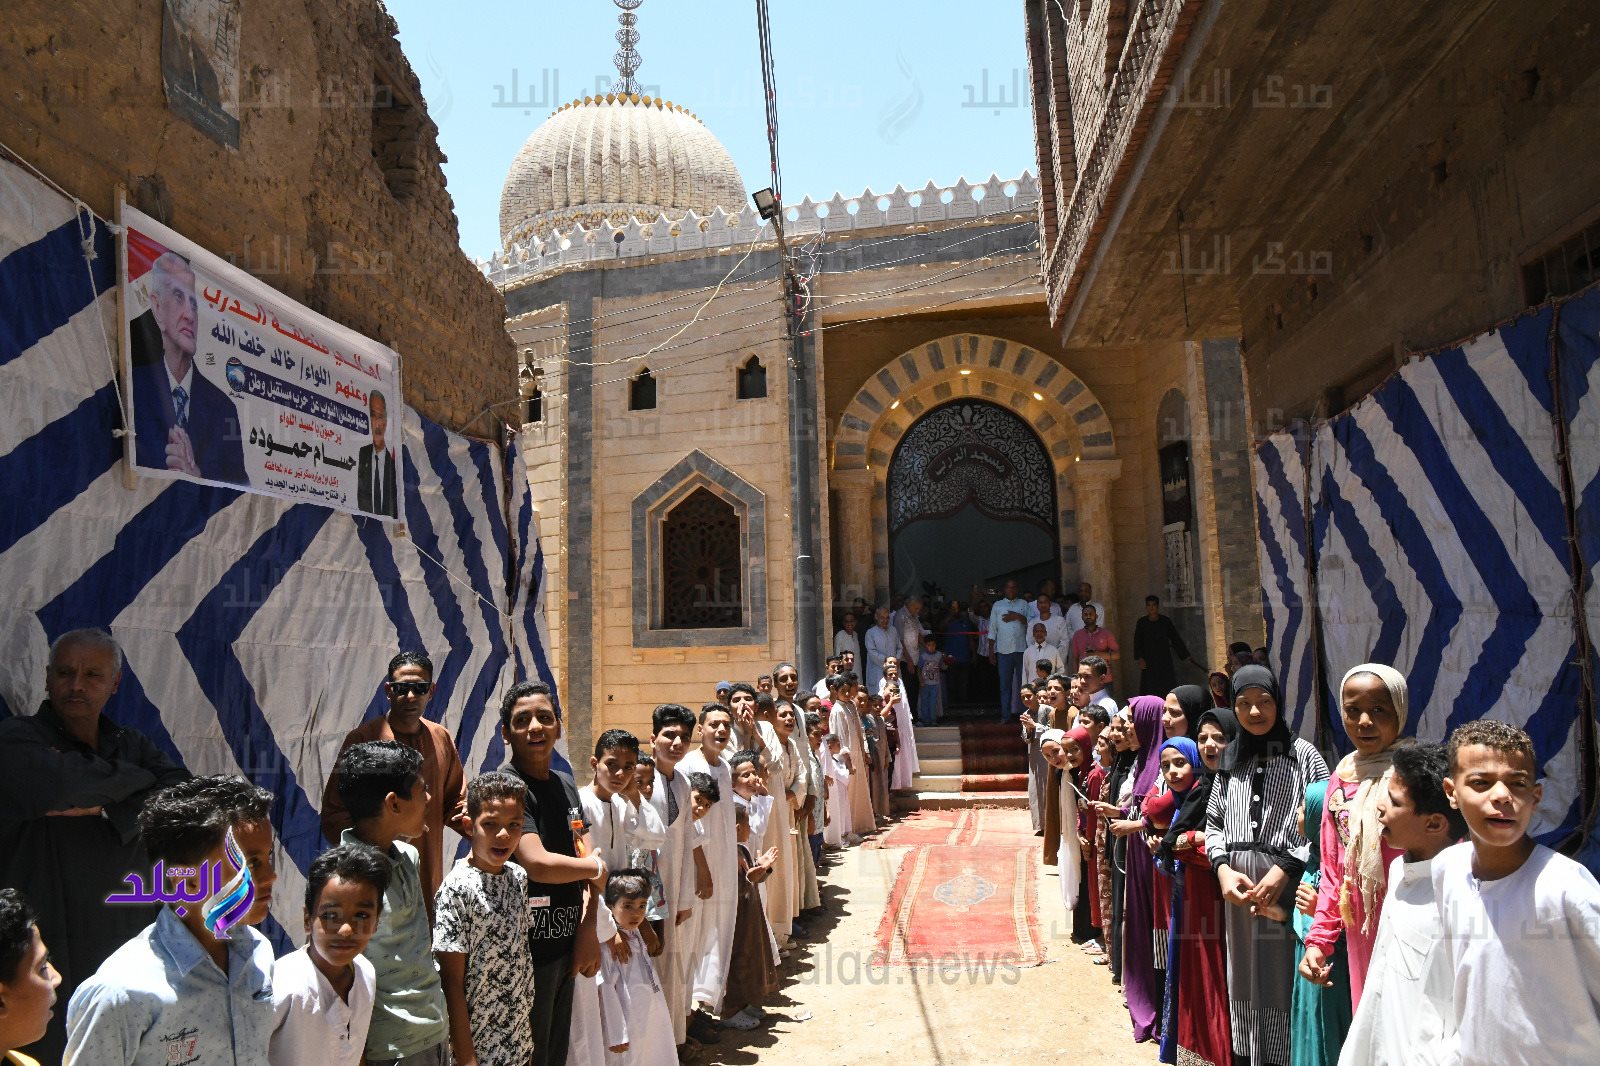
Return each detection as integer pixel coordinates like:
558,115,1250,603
433,771,533,1066
1433,719,1600,1066
822,734,852,849
598,870,677,1066
271,843,388,1066
1334,743,1463,1066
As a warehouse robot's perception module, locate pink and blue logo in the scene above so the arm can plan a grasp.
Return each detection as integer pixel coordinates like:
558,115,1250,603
105,827,256,940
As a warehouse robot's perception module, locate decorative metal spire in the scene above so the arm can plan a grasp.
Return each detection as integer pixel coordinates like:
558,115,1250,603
613,0,643,96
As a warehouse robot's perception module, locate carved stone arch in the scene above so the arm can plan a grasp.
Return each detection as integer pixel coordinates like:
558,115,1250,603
632,450,767,647
828,333,1119,604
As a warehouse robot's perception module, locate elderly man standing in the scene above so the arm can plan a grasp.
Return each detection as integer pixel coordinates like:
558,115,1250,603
987,580,1031,722
0,628,191,1062
320,650,468,910
894,596,927,712
863,607,898,692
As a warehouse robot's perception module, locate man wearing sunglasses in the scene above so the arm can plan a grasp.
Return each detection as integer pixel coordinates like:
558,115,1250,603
319,651,469,913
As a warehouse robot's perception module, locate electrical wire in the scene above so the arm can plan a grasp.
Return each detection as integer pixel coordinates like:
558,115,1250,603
537,250,1036,384
504,215,1038,340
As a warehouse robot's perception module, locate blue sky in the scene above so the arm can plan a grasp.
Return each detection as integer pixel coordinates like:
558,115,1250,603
386,1,1037,257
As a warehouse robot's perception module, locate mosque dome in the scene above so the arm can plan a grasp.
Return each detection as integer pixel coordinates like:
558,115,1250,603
498,94,748,249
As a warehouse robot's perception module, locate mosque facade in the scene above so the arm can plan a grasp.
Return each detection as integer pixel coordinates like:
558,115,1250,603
486,85,1261,756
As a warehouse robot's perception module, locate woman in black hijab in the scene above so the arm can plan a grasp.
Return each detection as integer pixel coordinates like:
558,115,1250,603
1202,665,1329,1065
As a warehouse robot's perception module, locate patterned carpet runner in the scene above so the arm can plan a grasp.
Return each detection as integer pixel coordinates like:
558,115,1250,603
870,807,1045,967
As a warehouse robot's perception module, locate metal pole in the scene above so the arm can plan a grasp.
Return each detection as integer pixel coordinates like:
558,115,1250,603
784,266,822,684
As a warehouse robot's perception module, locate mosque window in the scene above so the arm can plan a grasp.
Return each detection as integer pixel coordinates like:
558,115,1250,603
660,488,744,629
629,367,657,411
736,355,768,399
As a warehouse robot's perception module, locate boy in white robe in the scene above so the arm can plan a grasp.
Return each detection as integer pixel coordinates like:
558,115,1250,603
1432,720,1600,1066
598,871,676,1066
822,735,852,848
1334,744,1463,1066
572,729,657,1066
676,706,739,1043
880,658,919,789
644,704,710,1050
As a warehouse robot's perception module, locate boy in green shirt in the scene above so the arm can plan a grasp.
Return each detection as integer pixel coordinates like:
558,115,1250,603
333,740,449,1065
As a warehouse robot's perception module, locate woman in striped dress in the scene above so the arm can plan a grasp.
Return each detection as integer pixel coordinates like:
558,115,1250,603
1204,666,1328,1066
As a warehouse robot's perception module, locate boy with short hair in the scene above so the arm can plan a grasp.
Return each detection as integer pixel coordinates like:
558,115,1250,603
821,735,852,849
1432,720,1600,1065
804,712,828,867
434,772,534,1066
207,774,280,928
677,707,738,1044
597,871,676,1064
497,681,611,1066
1333,743,1463,1066
270,842,390,1065
334,740,450,1066
0,889,61,1066
66,778,276,1065
916,633,946,727
645,704,711,1052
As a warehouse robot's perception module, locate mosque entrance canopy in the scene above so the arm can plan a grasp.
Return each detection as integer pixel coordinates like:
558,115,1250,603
887,399,1058,602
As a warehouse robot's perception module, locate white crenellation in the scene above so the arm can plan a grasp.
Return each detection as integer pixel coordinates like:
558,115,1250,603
482,170,1040,288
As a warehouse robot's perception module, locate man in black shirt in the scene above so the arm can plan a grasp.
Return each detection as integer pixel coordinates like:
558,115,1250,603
0,628,189,1062
1133,595,1205,696
499,681,608,1066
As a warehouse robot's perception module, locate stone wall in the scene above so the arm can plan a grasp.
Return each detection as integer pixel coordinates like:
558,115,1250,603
503,256,797,749
1,0,511,433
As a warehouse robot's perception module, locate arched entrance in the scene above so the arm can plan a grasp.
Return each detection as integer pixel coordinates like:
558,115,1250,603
886,399,1059,602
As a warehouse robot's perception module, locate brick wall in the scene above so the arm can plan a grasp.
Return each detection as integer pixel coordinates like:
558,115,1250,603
1,0,511,433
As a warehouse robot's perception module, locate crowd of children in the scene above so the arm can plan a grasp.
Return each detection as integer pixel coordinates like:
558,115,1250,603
5,647,1599,1066
1028,660,1600,1065
0,659,915,1066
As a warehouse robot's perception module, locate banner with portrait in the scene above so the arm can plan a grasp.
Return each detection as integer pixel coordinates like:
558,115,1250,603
119,203,405,521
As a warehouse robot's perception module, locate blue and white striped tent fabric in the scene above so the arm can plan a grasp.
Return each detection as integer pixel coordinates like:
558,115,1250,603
1253,430,1317,740
0,157,558,946
1256,299,1597,847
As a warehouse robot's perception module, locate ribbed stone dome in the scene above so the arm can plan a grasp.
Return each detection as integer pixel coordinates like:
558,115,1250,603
499,94,748,249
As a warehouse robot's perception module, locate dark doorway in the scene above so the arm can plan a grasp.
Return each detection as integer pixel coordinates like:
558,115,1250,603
886,399,1059,606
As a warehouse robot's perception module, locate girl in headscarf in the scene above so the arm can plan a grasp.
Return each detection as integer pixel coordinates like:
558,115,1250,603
1083,727,1112,958
1300,664,1407,1009
1156,707,1236,1066
1092,710,1139,984
1119,695,1168,1042
1204,665,1328,1066
1290,780,1351,1066
1041,726,1094,917
1207,670,1232,709
1163,683,1209,740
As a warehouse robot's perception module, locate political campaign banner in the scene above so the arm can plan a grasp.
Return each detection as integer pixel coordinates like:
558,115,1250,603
119,203,404,520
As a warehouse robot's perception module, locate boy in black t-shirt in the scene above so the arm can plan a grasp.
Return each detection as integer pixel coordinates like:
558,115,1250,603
498,681,608,1066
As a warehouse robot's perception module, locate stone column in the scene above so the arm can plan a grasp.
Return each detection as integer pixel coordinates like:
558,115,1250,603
1187,337,1263,664
829,468,876,608
1072,457,1123,624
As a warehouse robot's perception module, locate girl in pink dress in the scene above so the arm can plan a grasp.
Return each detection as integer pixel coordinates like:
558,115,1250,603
1299,663,1408,1009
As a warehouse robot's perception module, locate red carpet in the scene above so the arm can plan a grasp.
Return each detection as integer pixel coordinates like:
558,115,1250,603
868,809,972,848
871,807,1045,967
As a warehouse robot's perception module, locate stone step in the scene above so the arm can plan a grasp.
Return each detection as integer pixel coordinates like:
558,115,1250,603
912,774,964,793
892,789,1029,812
913,741,962,759
914,756,963,775
912,726,962,742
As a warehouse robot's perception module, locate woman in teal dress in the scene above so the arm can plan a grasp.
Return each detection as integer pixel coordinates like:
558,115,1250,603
1291,780,1352,1066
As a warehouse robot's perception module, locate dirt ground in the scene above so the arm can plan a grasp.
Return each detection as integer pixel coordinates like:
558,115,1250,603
702,833,1161,1065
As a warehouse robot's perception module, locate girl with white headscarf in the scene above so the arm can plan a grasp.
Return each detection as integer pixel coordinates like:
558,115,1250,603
1300,663,1409,1012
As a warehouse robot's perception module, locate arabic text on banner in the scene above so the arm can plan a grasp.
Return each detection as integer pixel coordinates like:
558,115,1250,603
119,203,404,521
